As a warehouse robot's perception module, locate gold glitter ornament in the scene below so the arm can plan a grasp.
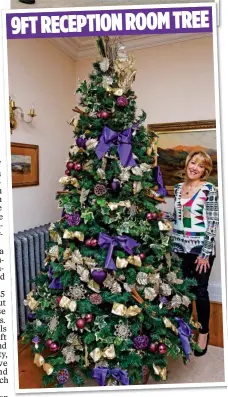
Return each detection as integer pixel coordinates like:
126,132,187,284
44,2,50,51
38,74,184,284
160,283,172,296
171,294,182,308
144,287,157,301
133,181,142,195
182,295,191,307
136,272,148,286
77,264,90,282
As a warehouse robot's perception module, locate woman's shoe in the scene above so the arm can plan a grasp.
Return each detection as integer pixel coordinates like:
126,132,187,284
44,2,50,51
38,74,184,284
19,0,36,5
194,333,209,357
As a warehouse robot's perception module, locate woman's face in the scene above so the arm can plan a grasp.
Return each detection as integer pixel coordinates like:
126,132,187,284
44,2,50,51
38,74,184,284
186,155,206,181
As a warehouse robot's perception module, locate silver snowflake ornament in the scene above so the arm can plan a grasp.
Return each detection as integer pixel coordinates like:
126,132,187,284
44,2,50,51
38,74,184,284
114,321,132,339
68,285,86,300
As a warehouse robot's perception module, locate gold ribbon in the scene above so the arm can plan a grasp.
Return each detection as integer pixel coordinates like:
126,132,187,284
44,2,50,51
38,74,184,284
153,364,167,381
111,302,142,317
108,200,131,211
34,354,54,375
24,291,39,311
48,245,59,261
128,255,142,267
84,344,89,367
163,317,178,335
63,230,84,241
90,344,116,362
116,257,128,269
59,176,79,187
87,280,100,293
59,296,77,312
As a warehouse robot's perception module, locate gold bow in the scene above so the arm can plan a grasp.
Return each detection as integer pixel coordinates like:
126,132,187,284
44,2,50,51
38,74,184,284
24,291,39,311
116,255,142,269
111,302,142,317
153,364,167,381
59,296,77,312
108,200,131,211
90,344,116,362
63,230,84,241
128,255,142,267
34,354,54,375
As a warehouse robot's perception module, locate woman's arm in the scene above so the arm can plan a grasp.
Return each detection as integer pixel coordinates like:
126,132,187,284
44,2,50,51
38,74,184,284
199,184,219,260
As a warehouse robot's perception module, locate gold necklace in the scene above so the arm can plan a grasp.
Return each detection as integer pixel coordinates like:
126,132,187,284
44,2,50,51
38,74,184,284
183,182,201,195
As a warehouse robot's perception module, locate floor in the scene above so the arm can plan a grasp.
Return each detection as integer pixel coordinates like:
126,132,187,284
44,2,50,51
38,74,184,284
12,0,214,10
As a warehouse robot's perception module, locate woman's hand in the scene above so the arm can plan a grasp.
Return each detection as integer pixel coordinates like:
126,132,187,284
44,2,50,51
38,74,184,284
195,256,210,274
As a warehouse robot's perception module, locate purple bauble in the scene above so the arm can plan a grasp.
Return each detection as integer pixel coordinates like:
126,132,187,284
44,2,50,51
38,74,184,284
85,239,92,247
99,110,110,119
85,313,93,323
45,339,53,347
139,253,146,261
76,318,86,329
148,342,158,353
111,180,121,191
90,239,97,247
67,212,81,227
57,369,69,385
66,161,74,170
28,313,36,322
117,96,129,107
158,343,167,355
65,169,71,176
91,269,107,285
146,212,157,221
74,163,82,171
133,335,149,350
50,342,59,352
76,137,87,149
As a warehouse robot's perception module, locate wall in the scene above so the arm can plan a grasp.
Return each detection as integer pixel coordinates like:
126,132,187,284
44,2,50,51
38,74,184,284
8,39,76,232
74,36,222,301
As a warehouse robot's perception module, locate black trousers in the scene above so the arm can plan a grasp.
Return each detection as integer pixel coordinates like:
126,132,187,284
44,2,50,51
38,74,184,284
177,253,214,334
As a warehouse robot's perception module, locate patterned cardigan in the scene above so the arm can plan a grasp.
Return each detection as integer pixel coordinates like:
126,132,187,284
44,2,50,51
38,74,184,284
165,182,219,259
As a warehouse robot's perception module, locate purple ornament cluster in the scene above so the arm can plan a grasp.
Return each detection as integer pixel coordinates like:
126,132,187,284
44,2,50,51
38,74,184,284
133,335,149,350
57,369,69,384
66,212,81,226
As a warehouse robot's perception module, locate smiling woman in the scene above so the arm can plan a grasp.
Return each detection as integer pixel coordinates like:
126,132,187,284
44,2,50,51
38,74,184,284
164,150,219,356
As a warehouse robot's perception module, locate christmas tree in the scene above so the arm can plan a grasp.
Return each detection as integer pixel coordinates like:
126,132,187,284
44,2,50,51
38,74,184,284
22,37,199,388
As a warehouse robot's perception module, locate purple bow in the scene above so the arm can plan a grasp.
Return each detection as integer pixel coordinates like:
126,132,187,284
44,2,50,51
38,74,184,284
95,126,136,167
153,165,168,197
175,317,192,359
92,366,129,386
98,232,139,270
48,266,63,290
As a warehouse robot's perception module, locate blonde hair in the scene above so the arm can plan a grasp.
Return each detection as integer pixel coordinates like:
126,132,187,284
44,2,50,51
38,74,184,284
185,150,213,180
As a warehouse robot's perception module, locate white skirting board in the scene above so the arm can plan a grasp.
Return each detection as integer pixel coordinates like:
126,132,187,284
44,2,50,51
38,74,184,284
208,281,222,303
